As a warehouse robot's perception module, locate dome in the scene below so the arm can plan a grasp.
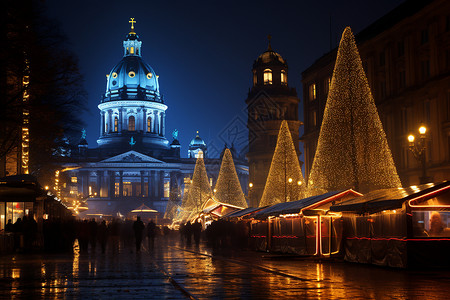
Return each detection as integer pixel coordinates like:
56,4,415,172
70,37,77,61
189,132,206,147
253,36,287,68
106,56,160,94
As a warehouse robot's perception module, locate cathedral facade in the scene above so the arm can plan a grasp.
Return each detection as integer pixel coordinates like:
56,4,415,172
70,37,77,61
63,22,248,218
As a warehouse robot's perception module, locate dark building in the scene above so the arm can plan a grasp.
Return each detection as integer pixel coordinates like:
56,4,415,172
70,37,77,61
246,39,302,207
302,0,450,186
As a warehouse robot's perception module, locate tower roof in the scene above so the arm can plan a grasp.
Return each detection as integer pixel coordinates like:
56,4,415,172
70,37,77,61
254,36,287,67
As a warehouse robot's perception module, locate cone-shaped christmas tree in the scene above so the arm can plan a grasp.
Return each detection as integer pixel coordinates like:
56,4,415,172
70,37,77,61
214,149,248,208
181,151,213,216
164,178,181,220
307,27,401,196
259,120,306,207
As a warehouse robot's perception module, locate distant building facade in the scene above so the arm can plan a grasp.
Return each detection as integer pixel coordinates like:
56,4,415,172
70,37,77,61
302,0,450,186
62,23,248,217
246,40,302,207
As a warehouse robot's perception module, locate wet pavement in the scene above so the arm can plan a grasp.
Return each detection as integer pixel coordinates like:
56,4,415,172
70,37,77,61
1,236,449,299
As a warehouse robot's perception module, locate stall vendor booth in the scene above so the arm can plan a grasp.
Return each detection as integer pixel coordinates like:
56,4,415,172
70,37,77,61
0,175,45,231
249,190,362,256
330,181,450,268
196,198,245,228
0,175,45,253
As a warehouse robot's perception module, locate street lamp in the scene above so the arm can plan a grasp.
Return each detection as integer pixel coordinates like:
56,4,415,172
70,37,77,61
407,124,431,184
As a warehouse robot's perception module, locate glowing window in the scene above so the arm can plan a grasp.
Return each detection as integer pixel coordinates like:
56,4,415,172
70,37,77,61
164,179,170,198
128,71,135,78
309,83,316,100
71,177,77,183
114,117,118,132
147,117,152,132
253,71,257,85
263,69,272,85
105,123,108,133
112,72,118,78
281,70,287,85
128,116,135,131
130,47,134,54
147,73,153,79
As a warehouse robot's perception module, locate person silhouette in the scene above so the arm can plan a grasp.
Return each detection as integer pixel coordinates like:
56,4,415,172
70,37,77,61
133,216,145,252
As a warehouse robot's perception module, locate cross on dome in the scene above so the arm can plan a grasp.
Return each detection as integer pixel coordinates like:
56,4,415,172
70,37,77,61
129,18,136,31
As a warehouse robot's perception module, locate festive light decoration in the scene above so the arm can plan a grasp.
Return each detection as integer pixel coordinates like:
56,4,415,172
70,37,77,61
259,120,306,207
164,178,181,220
21,58,30,174
181,150,213,217
307,27,401,196
214,148,248,208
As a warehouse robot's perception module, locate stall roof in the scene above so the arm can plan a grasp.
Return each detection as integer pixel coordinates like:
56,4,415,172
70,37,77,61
0,175,43,202
330,181,450,214
252,190,360,220
223,206,266,219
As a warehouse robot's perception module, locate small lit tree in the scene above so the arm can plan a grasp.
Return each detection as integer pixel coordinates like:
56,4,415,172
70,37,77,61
214,148,248,208
260,120,306,207
164,177,181,220
307,27,401,196
181,151,212,216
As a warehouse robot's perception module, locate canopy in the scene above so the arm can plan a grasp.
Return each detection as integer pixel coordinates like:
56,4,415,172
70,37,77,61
0,175,43,202
130,204,158,213
330,181,450,214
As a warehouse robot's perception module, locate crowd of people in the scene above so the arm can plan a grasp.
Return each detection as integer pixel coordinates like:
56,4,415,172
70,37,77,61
2,215,255,255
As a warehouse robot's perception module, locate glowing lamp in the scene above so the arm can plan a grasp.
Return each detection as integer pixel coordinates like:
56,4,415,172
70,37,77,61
288,178,293,183
297,181,302,186
249,183,253,188
407,134,415,143
418,125,427,135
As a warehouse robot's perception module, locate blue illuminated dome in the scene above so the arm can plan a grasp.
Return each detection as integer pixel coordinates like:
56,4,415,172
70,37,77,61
97,21,169,155
188,131,207,158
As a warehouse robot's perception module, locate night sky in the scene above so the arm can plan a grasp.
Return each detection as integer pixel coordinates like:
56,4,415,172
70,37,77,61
45,0,404,158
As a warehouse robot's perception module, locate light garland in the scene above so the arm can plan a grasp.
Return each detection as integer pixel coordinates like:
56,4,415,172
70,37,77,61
213,148,248,208
307,27,401,196
164,178,181,220
259,120,306,207
21,58,30,174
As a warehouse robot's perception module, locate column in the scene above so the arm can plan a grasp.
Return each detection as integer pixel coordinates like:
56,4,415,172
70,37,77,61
159,170,165,199
118,108,123,132
153,110,158,134
100,111,105,136
108,171,115,198
161,112,165,136
152,170,158,197
142,108,147,132
82,171,89,197
140,170,145,197
147,171,153,199
96,170,103,197
119,171,123,198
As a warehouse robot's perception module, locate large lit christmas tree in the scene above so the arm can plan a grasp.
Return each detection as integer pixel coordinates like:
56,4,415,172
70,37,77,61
307,27,401,196
181,151,213,216
259,120,306,207
214,148,248,208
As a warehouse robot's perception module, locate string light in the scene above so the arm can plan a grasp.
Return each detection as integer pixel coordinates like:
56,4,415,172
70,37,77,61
307,27,401,196
260,120,306,207
214,148,248,208
21,58,30,174
164,178,181,220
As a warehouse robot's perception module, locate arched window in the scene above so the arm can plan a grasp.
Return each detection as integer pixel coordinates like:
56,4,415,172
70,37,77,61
126,47,129,55
128,116,135,131
263,69,272,85
147,116,152,132
136,48,139,55
105,123,108,133
130,47,134,54
253,70,257,86
114,117,118,132
281,70,287,85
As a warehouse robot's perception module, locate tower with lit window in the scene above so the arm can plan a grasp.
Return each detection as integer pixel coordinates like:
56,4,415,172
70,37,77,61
97,20,169,157
246,37,302,207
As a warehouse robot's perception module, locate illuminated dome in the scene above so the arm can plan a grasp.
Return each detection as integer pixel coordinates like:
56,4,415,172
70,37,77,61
188,131,207,158
254,36,287,68
189,132,206,147
97,19,169,154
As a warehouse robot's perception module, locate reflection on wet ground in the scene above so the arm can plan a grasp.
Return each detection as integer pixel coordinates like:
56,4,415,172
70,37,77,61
0,236,449,299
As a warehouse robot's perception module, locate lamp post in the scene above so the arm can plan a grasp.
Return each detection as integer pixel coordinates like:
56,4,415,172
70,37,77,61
407,124,431,184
